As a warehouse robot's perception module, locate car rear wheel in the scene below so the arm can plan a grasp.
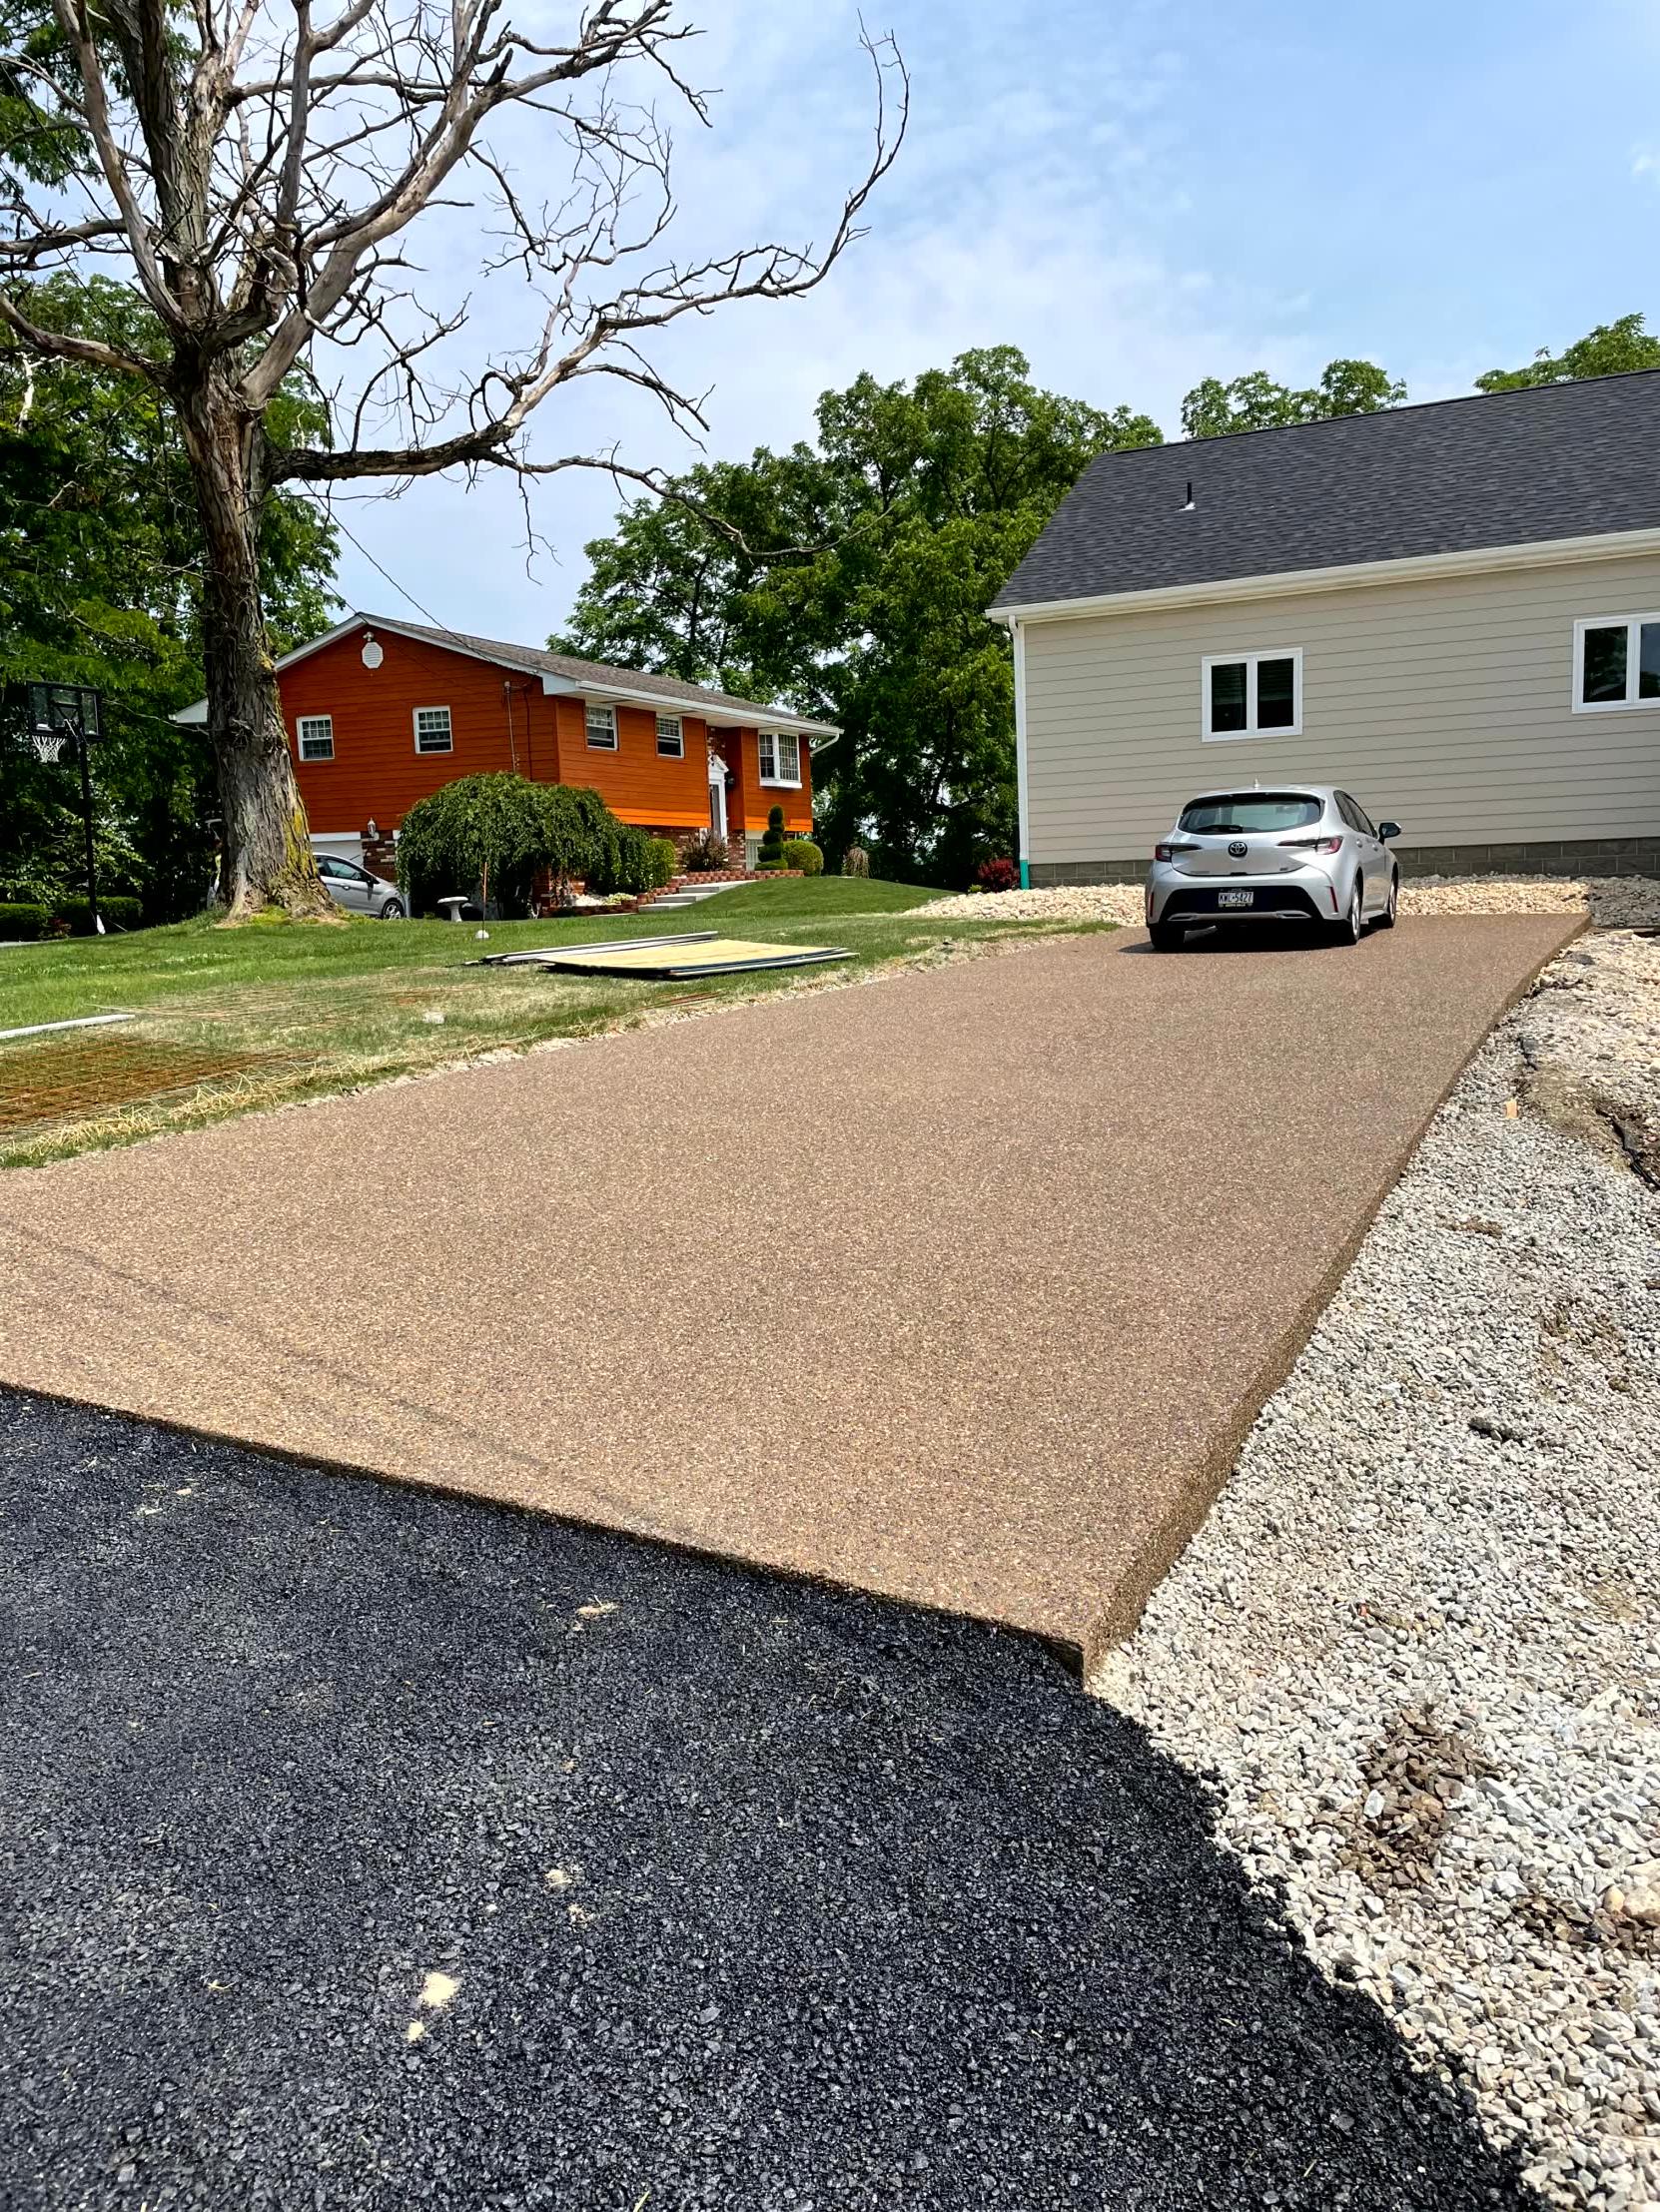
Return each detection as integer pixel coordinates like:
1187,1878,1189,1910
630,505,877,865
1375,870,1399,929
1148,918,1186,953
1329,877,1364,946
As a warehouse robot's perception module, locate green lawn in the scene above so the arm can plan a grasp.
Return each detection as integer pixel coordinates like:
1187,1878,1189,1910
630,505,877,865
0,880,1111,1167
692,874,943,919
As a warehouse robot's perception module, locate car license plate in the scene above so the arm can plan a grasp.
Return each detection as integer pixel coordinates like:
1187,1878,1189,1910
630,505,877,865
1218,889,1254,909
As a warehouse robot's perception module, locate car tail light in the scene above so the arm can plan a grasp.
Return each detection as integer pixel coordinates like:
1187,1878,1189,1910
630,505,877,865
1155,840,1200,861
1278,834,1343,854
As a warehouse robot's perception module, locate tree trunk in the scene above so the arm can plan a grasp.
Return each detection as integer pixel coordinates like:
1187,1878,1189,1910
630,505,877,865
177,369,334,920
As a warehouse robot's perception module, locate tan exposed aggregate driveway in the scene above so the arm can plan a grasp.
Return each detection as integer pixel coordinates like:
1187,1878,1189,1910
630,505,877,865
0,917,1577,1667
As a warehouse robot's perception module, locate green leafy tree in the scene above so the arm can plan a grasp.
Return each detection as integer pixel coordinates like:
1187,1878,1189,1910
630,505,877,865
0,277,337,919
1181,358,1407,439
557,347,1161,882
1475,313,1660,390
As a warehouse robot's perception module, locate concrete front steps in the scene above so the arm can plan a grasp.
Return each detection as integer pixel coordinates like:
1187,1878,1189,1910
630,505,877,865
645,880,745,913
639,869,801,913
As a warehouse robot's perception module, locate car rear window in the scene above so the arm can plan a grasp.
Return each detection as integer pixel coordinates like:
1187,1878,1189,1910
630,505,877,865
1178,793,1323,834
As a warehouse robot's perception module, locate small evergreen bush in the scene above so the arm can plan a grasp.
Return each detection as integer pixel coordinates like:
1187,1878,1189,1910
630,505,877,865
754,804,788,872
781,839,823,876
0,902,49,940
644,837,678,889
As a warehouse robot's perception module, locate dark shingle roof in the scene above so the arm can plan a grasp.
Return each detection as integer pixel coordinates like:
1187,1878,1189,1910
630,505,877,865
362,616,839,734
989,370,1660,611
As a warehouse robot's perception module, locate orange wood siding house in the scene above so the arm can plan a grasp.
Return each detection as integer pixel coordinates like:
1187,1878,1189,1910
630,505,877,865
178,611,835,872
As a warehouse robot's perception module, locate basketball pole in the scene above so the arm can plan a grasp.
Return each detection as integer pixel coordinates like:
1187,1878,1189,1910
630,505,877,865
24,682,104,935
76,719,101,936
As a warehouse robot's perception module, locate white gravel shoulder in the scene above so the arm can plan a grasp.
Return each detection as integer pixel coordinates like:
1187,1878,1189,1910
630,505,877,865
1093,929,1660,2212
922,875,1660,931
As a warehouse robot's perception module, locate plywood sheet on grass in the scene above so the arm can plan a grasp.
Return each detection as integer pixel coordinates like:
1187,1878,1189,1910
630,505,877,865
509,937,851,978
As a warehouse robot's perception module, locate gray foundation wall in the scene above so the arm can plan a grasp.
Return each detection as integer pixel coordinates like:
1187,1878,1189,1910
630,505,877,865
1029,837,1660,889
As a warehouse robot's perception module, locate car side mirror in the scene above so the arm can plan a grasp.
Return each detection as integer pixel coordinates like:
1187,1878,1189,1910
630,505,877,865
1376,820,1400,841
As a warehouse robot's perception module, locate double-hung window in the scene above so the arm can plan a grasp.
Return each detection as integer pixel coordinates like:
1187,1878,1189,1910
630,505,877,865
297,714,335,762
414,705,452,754
1573,614,1660,710
757,730,801,785
655,713,684,758
585,702,618,751
1202,649,1301,740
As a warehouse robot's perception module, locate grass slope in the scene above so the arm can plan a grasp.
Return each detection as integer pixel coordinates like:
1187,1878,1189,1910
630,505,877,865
0,881,1108,1167
696,875,943,919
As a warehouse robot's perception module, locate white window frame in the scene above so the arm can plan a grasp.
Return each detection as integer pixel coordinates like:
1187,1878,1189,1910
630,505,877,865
297,714,335,762
413,704,453,754
655,713,684,758
1201,648,1303,742
585,701,618,751
757,730,802,786
1571,613,1660,713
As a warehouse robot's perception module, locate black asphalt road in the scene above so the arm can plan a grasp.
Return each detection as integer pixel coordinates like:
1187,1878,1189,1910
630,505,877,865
0,1391,1538,2212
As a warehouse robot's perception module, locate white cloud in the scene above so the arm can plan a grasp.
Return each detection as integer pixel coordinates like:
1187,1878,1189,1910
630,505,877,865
1634,147,1660,182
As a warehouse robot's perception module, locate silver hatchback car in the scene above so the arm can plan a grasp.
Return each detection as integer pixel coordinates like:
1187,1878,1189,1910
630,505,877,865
1147,784,1401,952
317,853,406,919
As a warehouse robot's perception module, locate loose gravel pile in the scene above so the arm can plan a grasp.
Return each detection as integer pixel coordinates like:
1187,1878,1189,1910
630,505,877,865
922,876,1660,930
922,883,1149,925
1097,928,1660,2212
1402,879,1660,929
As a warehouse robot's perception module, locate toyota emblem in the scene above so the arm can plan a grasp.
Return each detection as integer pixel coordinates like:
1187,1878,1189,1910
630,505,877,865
1228,840,1247,858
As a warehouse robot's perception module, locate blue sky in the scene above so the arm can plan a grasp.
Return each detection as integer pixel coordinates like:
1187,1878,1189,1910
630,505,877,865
326,0,1660,643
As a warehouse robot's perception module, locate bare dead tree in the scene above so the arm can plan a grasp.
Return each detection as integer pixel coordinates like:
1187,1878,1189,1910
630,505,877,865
0,3,906,916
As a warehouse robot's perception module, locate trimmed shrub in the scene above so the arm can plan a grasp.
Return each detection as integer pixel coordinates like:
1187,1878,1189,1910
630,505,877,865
583,822,672,898
587,821,649,898
0,901,49,940
842,844,870,879
781,839,823,876
681,829,729,873
400,773,555,915
754,804,788,873
976,857,1019,894
541,785,619,897
55,895,144,934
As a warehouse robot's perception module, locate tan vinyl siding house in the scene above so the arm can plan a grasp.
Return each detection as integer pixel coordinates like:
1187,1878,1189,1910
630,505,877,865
991,372,1660,884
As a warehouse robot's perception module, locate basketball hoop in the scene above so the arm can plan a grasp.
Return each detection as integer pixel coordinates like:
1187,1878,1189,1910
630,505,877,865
19,679,104,933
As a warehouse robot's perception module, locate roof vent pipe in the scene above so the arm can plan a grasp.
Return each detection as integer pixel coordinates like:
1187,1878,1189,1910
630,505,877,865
1180,481,1196,512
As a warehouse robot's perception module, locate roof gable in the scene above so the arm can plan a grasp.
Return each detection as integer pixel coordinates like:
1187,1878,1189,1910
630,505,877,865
990,370,1660,613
